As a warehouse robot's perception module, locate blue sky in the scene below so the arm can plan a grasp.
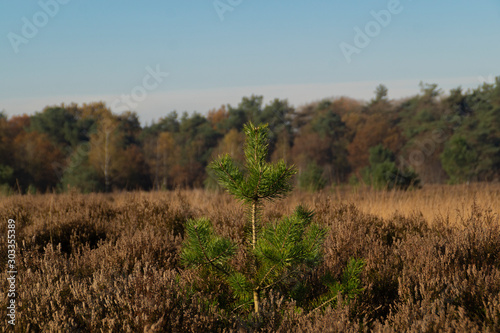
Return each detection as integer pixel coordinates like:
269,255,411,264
1,0,499,124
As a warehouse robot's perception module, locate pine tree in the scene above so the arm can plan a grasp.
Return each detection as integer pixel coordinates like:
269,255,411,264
181,122,325,313
181,122,365,315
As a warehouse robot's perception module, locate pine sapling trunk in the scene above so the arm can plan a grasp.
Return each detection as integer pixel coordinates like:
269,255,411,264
253,289,260,314
251,199,257,249
251,199,260,313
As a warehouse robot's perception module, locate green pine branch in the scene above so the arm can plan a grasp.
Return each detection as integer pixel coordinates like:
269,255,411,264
181,218,235,276
307,258,366,316
209,155,245,199
254,206,326,291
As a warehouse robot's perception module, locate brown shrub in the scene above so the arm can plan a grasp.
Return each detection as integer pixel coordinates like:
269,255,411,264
0,185,499,331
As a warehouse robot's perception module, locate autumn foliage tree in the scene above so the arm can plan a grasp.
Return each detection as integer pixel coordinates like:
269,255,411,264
89,115,124,192
12,128,64,192
144,131,177,190
0,113,14,192
293,102,351,188
347,86,403,177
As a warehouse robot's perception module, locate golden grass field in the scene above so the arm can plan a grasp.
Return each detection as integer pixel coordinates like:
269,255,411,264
119,183,500,226
1,184,499,332
328,183,500,224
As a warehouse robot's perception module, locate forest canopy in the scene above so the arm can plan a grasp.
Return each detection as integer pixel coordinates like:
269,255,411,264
1,78,499,194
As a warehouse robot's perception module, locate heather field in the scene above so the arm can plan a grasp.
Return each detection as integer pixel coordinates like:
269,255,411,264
1,184,500,332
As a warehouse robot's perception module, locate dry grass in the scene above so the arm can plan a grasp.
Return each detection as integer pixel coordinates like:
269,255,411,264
0,184,499,332
327,183,500,225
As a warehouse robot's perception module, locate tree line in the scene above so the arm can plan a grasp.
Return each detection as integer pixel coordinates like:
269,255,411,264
1,78,499,194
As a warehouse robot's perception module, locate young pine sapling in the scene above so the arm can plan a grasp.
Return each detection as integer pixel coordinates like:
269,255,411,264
181,122,364,315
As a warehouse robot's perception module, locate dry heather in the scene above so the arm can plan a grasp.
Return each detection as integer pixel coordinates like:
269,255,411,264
0,185,499,332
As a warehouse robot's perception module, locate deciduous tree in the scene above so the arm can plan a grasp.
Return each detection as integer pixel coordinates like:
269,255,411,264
88,115,124,191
